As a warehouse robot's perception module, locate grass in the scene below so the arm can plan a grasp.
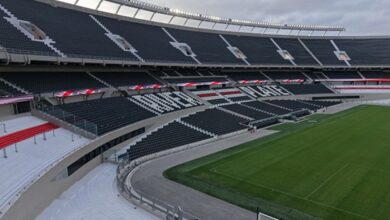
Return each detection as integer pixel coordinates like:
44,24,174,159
165,105,390,220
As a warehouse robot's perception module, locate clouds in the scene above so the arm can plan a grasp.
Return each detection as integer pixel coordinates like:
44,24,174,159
144,0,390,35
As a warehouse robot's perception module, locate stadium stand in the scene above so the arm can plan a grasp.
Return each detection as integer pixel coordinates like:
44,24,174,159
164,76,227,84
322,71,362,79
42,97,156,135
125,121,211,160
1,72,105,94
0,80,27,97
360,70,390,78
282,84,334,94
335,38,390,66
265,99,322,111
220,71,268,81
129,91,202,114
181,108,248,135
222,35,291,65
274,38,318,66
262,71,308,80
214,88,253,102
166,28,244,64
243,101,292,115
95,16,194,63
302,100,342,108
1,0,134,59
239,85,291,98
91,71,159,88
301,39,346,66
0,8,56,56
221,104,273,120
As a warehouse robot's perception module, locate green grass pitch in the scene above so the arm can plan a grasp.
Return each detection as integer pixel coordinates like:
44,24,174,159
165,105,390,220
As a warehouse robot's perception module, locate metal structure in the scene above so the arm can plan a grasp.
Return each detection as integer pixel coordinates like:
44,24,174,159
56,0,346,35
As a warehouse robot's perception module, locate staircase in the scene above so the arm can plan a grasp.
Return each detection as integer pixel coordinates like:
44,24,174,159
0,123,58,149
177,119,217,138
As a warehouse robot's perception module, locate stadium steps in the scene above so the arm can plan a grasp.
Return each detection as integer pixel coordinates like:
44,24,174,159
0,123,58,149
216,106,253,121
262,100,293,111
297,100,322,109
241,102,278,116
176,119,217,138
86,72,116,89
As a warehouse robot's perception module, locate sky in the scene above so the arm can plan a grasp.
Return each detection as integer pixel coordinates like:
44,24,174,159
142,0,389,36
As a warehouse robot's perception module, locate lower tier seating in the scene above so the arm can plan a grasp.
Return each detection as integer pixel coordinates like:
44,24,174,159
1,72,105,94
126,122,211,160
221,104,272,120
282,84,333,95
243,101,292,115
92,71,159,87
265,100,323,111
181,109,248,135
303,100,342,108
43,97,156,135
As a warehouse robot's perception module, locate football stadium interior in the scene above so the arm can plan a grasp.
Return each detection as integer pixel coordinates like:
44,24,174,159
0,0,390,219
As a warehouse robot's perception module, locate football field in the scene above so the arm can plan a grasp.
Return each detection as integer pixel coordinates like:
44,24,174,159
165,105,390,220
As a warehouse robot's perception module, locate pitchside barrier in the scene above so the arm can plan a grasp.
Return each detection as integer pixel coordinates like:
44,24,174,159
257,208,279,220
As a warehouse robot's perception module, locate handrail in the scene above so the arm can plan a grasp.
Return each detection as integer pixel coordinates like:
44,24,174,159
0,137,91,218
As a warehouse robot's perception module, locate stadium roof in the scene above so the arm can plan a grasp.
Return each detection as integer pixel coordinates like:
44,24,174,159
53,0,346,35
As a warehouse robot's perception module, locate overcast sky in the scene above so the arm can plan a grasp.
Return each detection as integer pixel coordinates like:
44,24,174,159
143,0,389,36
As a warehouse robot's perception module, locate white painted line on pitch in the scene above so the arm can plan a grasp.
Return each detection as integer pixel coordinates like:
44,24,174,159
305,163,349,199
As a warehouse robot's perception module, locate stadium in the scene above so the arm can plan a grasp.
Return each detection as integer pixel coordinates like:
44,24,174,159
0,0,389,219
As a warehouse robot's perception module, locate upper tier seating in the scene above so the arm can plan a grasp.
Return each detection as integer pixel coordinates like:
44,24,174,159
181,108,247,135
167,28,244,64
91,72,159,87
0,80,26,97
322,71,362,79
282,84,334,95
130,91,202,114
1,72,105,94
302,39,345,66
44,97,156,135
1,0,134,59
243,101,292,115
360,71,390,78
335,39,390,66
1,0,390,67
222,35,291,65
96,16,194,63
0,9,56,56
274,38,318,66
126,121,211,160
221,104,272,120
263,71,308,80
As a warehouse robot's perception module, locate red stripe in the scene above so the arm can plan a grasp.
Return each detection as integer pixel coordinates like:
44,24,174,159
336,87,390,90
0,123,59,149
198,93,218,97
220,91,242,95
